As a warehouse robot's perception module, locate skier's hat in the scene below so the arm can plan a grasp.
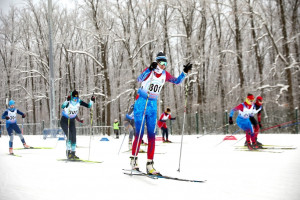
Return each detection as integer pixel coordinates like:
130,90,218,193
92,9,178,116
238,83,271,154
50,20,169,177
71,90,79,98
156,52,167,62
165,107,171,113
8,100,15,106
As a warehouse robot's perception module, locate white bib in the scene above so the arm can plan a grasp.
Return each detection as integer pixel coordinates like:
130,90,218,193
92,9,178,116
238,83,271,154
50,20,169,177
140,71,166,99
63,101,80,119
7,109,17,123
238,103,254,119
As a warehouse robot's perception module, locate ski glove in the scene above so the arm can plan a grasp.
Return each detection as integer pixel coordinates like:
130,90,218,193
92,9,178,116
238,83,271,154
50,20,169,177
5,116,10,120
67,96,71,101
229,117,233,125
149,62,158,71
259,122,262,128
91,96,95,102
171,117,176,120
183,63,192,73
22,114,26,118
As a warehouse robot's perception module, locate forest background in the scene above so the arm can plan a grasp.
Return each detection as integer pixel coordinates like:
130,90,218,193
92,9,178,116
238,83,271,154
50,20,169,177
0,0,299,135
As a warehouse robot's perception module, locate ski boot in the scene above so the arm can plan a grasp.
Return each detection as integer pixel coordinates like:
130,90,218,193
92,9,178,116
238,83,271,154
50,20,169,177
252,142,259,150
146,160,161,175
165,140,172,143
72,151,79,160
256,141,263,148
23,143,31,149
67,150,73,159
244,140,248,146
130,156,139,171
66,150,72,159
9,148,14,155
247,142,254,150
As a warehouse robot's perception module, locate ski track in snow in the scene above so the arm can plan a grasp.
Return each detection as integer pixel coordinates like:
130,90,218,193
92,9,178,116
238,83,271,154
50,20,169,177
0,134,299,200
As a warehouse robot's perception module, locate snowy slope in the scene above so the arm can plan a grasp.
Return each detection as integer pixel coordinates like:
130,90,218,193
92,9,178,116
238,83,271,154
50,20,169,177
0,133,299,200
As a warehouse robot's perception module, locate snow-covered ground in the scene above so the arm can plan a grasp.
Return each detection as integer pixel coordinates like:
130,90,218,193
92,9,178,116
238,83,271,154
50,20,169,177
0,133,299,200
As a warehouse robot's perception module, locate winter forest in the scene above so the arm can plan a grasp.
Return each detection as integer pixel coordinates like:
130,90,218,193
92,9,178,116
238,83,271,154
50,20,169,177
0,0,299,135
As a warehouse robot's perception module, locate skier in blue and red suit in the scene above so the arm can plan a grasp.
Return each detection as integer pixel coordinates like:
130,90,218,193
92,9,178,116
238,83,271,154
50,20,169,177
130,52,192,175
2,100,30,155
229,93,258,150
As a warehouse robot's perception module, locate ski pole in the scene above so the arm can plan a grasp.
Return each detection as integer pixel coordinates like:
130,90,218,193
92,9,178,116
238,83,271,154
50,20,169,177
118,130,127,155
177,75,190,172
22,118,24,135
88,92,94,160
132,71,154,173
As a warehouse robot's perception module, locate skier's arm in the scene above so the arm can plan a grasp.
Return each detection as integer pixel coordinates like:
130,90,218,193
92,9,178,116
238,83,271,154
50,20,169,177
165,71,186,85
229,104,244,117
17,110,26,118
79,100,93,108
137,68,151,83
168,114,176,120
61,101,69,109
1,111,8,119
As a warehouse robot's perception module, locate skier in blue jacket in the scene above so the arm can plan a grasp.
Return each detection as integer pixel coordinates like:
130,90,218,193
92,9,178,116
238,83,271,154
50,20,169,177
2,100,30,155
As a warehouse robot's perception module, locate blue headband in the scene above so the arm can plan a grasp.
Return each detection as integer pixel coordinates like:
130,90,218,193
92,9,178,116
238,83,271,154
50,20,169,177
156,56,167,62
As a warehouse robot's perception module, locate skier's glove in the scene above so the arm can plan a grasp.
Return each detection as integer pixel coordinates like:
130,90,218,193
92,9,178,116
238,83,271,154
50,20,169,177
79,119,84,123
229,117,233,125
259,122,262,128
5,116,10,120
183,63,192,73
91,96,95,102
149,62,158,71
22,114,26,118
171,117,176,120
67,96,71,101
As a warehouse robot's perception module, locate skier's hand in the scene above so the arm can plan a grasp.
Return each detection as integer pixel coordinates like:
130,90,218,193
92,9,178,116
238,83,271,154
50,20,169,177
22,114,26,118
259,122,262,129
67,95,71,101
5,116,10,120
183,63,192,73
229,117,233,125
171,117,176,120
79,119,84,123
91,96,95,102
149,62,158,71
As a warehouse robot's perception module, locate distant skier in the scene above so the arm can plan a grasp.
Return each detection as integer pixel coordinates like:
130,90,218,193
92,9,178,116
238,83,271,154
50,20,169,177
131,51,192,175
248,96,264,147
229,94,258,150
124,104,135,149
2,100,31,155
113,119,120,139
61,90,95,159
157,107,176,143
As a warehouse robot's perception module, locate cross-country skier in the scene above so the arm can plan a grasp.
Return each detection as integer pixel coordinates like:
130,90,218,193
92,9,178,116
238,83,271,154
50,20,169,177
124,104,135,149
2,100,31,155
248,96,263,147
60,90,95,159
131,52,192,175
157,107,176,143
229,94,258,150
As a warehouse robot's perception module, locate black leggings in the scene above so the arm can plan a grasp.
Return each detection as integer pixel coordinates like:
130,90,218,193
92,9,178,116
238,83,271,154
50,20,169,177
161,127,168,140
60,116,76,144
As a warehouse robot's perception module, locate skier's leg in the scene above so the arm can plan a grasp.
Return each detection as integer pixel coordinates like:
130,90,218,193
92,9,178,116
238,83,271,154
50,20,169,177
131,98,146,157
61,117,71,157
7,126,14,154
12,124,28,147
145,100,160,175
69,119,78,159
